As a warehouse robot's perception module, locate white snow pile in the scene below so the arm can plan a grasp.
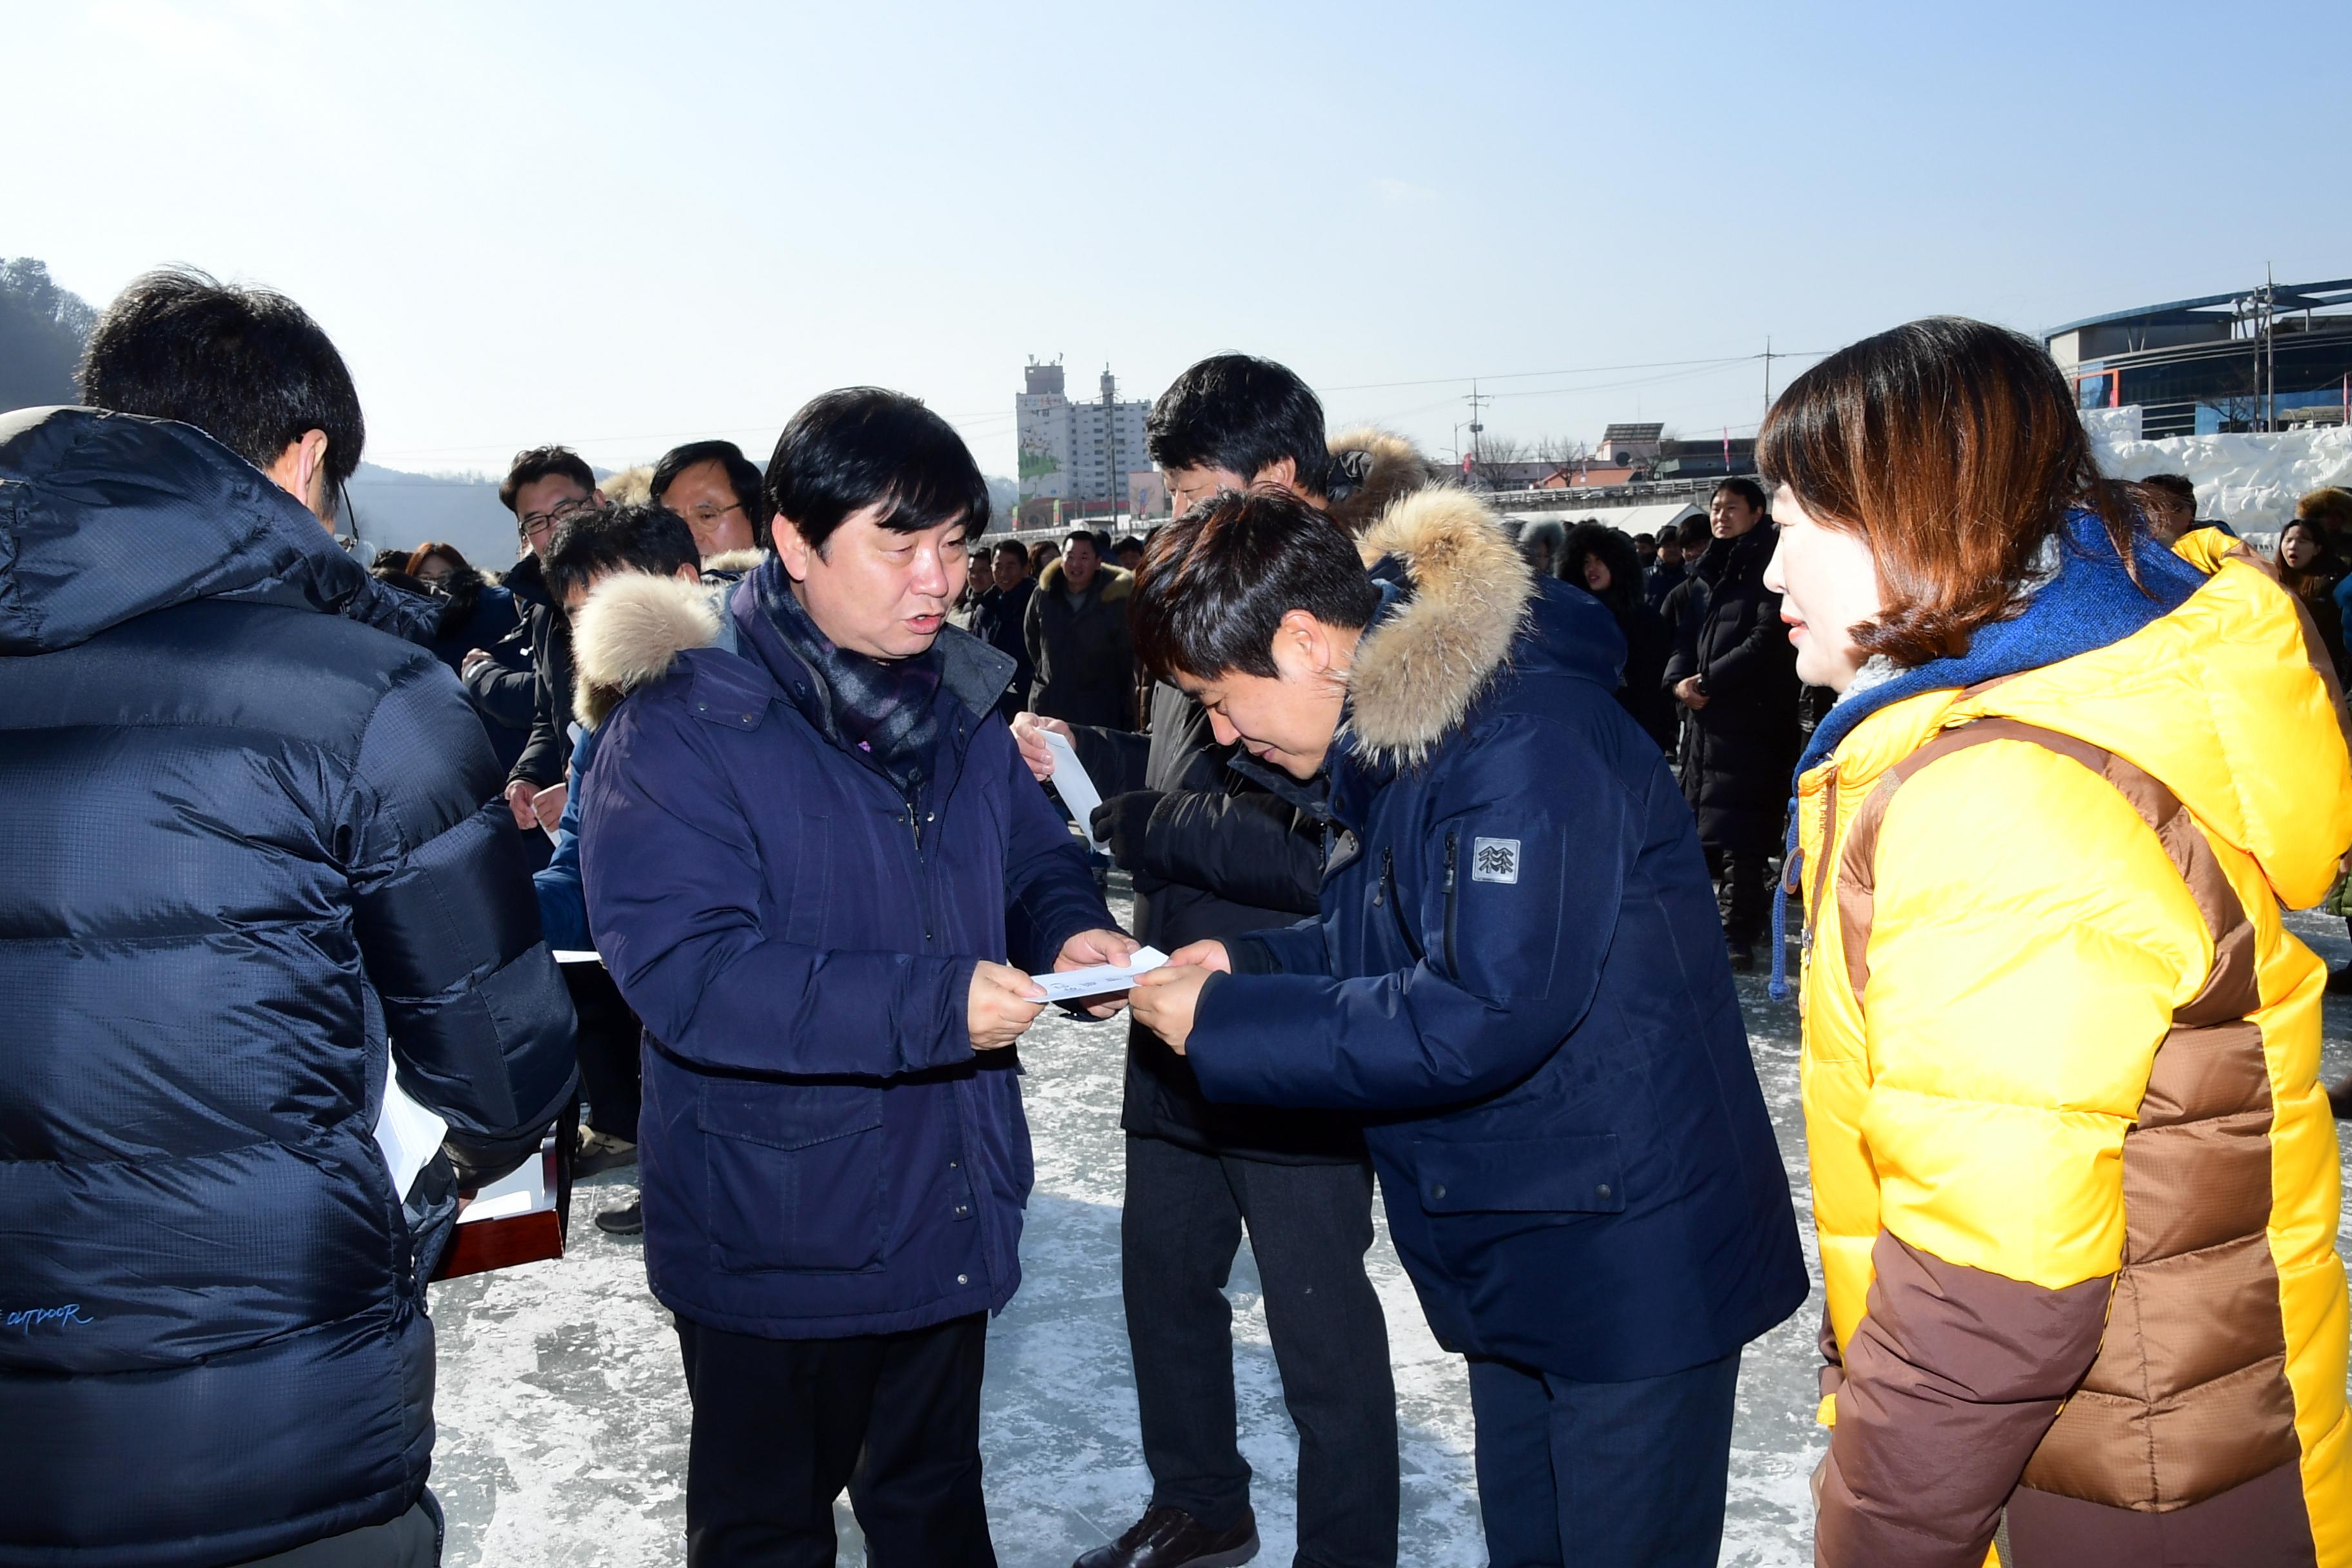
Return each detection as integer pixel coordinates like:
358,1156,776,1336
2088,418,2352,537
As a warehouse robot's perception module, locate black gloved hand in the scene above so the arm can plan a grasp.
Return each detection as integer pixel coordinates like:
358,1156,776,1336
1090,790,1164,870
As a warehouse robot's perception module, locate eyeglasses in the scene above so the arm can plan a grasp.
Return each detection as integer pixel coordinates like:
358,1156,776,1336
680,502,747,527
520,495,592,542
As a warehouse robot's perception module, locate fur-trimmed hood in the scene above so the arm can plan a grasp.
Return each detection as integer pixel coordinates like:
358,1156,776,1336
1035,559,1133,602
1326,426,1442,535
1346,487,1540,769
700,547,768,577
571,571,726,730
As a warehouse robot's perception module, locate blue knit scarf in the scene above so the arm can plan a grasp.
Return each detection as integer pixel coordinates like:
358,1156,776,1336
1766,511,2208,1001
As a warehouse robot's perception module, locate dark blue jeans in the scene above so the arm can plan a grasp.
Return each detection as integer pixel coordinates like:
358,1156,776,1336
1121,1133,1399,1567
1465,1349,1741,1568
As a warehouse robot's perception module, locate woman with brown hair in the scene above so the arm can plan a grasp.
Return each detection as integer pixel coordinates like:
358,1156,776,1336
2276,516,2347,683
1761,317,2352,1566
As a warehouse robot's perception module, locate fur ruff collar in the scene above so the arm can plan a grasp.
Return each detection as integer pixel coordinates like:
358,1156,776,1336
570,572,723,730
1346,487,1534,769
1326,426,1440,536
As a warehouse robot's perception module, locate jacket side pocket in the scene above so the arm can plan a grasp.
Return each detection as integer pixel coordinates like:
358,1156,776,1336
698,1079,886,1273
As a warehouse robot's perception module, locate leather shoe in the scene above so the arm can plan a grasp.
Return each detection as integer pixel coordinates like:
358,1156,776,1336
593,1200,643,1235
1073,1505,1258,1568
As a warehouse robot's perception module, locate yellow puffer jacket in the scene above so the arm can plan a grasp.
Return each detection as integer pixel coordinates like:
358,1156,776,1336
1799,531,2352,1567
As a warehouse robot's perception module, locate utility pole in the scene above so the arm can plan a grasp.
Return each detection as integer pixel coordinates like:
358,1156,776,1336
2262,266,2277,433
1763,335,1778,421
1464,381,1489,480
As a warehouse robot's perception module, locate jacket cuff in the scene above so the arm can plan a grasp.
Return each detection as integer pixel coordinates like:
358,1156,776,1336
1225,935,1281,975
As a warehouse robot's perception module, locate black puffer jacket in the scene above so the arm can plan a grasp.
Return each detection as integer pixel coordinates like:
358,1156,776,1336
0,407,577,1568
1072,683,1366,1163
1660,526,1801,855
1025,560,1135,728
429,574,532,777
498,550,576,788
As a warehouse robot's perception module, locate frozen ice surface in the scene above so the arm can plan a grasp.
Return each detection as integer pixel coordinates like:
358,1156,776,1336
427,883,2352,1567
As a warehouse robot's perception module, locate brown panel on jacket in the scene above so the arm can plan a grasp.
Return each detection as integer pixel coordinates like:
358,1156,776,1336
1816,1232,2111,1568
2004,1456,2317,1567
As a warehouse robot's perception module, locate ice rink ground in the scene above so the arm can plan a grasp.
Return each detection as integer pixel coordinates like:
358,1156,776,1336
427,887,2352,1567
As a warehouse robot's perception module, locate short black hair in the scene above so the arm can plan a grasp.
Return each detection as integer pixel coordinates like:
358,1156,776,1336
543,502,701,604
1113,534,1145,554
1130,487,1380,682
79,266,366,487
1713,477,1768,513
1676,516,1709,549
1063,529,1101,551
500,446,596,514
765,387,988,554
652,438,773,547
2140,473,2197,506
1147,354,1331,496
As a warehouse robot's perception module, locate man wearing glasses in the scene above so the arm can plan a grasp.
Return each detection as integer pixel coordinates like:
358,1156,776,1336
487,446,605,836
651,438,770,563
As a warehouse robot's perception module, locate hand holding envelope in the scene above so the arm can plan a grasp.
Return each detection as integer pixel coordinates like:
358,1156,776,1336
1129,940,1232,1054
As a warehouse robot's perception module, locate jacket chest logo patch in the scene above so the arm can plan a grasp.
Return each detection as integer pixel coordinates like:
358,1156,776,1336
1471,838,1521,884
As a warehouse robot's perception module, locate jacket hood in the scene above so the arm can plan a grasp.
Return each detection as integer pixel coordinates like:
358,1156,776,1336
1825,526,2352,908
1036,559,1133,602
571,569,726,729
1344,486,1622,769
1326,427,1440,535
700,547,768,577
0,406,430,655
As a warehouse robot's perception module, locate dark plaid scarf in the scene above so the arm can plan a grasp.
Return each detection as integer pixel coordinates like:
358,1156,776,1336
756,567,943,796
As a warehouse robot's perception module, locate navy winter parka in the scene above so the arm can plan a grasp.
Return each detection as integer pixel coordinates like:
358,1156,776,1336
574,562,1113,1339
1188,490,1807,1382
0,408,578,1567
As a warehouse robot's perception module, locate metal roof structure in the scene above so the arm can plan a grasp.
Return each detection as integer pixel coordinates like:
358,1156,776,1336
2047,279,2352,338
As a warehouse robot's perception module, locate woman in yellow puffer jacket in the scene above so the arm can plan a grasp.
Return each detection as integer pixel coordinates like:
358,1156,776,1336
1759,317,2352,1568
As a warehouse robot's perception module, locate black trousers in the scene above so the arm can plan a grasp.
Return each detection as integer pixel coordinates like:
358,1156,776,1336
1703,845,1771,946
562,960,640,1143
675,1313,994,1568
1122,1133,1400,1568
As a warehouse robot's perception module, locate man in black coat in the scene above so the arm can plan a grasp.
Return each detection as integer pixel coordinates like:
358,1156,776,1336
1660,478,1801,969
0,270,576,1568
970,538,1037,721
1014,353,1438,1568
488,446,607,839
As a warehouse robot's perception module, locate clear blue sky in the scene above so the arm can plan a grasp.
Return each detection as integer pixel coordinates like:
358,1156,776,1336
9,0,2346,478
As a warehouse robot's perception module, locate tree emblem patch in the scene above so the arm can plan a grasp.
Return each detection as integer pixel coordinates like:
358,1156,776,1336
1471,838,1521,884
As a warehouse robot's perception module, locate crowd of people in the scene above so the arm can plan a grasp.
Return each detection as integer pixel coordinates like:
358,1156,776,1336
3,267,2350,1568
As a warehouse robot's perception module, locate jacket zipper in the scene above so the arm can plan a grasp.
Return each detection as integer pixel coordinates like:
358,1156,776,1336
1441,832,1460,975
1801,772,1838,965
1380,848,1426,965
